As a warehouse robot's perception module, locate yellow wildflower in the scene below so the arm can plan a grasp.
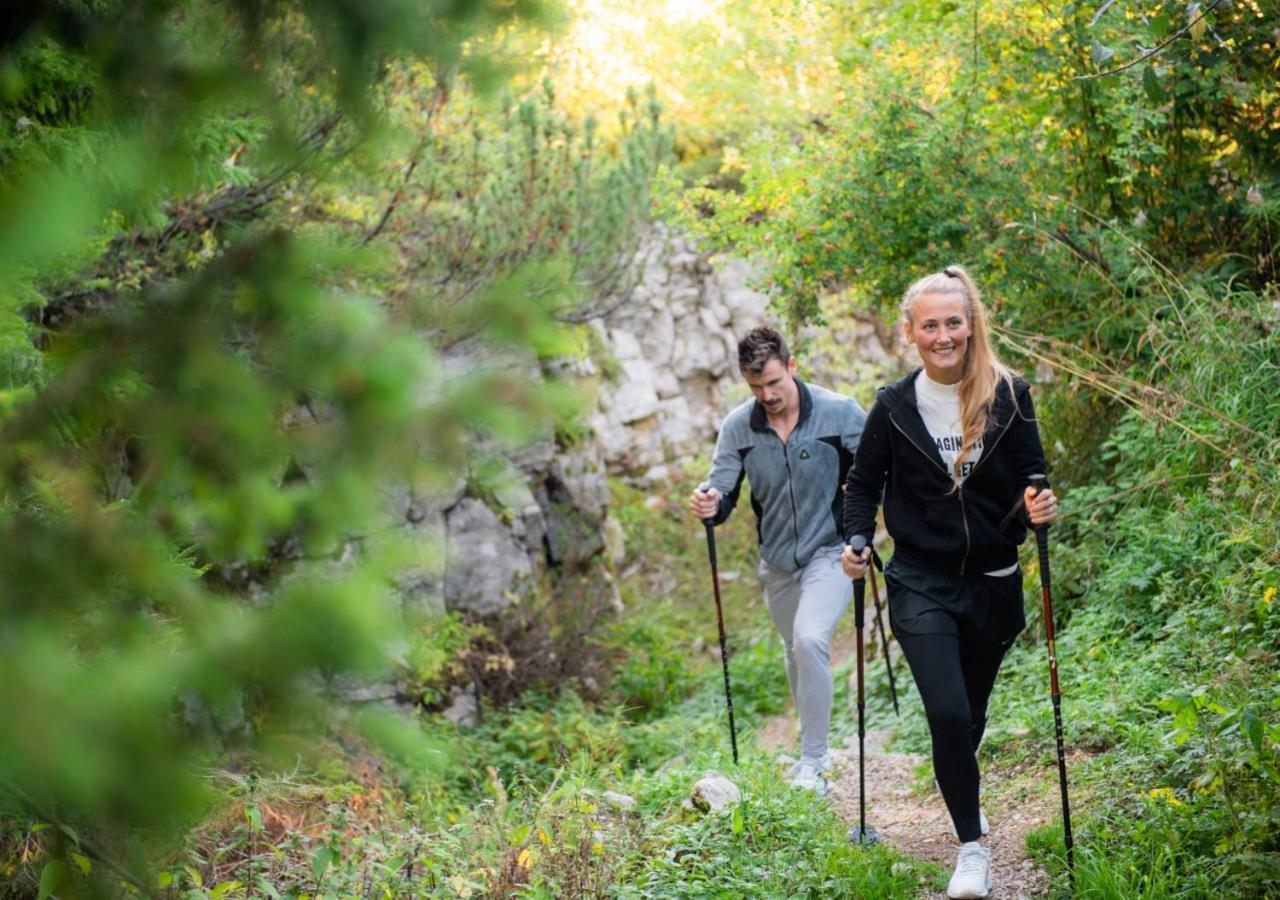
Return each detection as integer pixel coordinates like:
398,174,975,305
516,849,533,870
1264,586,1275,606
1147,787,1183,806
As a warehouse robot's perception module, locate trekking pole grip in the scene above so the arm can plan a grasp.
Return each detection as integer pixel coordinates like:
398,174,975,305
1029,474,1051,588
698,482,717,566
848,534,867,627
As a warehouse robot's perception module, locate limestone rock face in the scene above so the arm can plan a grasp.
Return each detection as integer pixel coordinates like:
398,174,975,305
396,224,774,616
444,498,533,615
588,224,769,476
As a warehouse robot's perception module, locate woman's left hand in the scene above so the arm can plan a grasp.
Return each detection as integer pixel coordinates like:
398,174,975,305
1025,484,1059,525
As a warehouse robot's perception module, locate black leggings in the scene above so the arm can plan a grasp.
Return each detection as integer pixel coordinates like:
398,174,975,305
885,558,1025,843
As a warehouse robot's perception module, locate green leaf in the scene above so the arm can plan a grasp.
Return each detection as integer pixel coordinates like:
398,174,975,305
38,860,69,900
70,852,91,876
509,823,531,846
1242,709,1264,753
312,845,334,880
1142,65,1164,104
246,806,263,832
211,880,242,898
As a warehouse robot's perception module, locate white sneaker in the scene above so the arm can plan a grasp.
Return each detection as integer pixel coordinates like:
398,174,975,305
788,760,829,796
947,843,991,899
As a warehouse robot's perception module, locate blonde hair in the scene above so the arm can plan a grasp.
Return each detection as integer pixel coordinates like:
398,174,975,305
901,265,1014,481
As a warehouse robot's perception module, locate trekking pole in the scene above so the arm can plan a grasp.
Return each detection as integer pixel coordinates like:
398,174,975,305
698,482,739,765
1029,473,1074,880
846,534,879,845
867,554,900,716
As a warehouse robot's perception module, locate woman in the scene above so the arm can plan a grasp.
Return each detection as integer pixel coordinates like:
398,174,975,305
841,265,1058,900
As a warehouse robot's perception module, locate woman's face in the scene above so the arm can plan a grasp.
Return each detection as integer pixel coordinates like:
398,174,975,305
904,291,971,385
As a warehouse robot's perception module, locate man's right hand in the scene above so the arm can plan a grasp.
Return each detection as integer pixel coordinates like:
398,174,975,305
689,487,720,521
841,544,871,579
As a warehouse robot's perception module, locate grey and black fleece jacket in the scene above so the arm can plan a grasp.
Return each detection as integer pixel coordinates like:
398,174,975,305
704,379,867,572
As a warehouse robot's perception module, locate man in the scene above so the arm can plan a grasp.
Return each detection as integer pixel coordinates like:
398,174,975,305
689,325,867,794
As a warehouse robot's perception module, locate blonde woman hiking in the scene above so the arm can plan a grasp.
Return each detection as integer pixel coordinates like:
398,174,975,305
841,266,1058,899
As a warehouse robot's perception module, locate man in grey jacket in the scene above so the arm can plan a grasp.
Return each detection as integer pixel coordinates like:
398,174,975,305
689,326,867,794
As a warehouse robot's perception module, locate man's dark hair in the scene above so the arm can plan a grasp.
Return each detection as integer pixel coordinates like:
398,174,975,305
738,326,790,375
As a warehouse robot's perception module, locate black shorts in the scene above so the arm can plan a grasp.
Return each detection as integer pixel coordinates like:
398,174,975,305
883,556,1027,646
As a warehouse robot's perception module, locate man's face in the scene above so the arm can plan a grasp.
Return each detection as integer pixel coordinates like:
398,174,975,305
743,356,799,418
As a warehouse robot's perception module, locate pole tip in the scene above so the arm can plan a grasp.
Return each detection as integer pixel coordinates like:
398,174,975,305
847,826,880,846
849,534,867,553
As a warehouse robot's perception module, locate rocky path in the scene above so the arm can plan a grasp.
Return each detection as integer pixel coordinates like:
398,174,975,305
758,647,1056,898
826,730,1052,899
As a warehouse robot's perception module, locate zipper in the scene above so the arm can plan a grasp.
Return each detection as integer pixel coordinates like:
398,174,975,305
889,413,949,474
965,406,1016,478
781,435,801,568
958,404,1016,574
890,395,1018,575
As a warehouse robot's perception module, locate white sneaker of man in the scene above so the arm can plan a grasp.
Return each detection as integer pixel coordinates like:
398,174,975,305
947,842,991,899
788,759,829,797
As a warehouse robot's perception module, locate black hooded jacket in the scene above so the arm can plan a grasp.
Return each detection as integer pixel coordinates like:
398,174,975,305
842,369,1048,576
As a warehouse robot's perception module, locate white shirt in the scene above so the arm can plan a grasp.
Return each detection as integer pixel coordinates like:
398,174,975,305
915,372,1017,578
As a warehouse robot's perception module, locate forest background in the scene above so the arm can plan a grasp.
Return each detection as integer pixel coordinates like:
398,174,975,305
0,0,1276,897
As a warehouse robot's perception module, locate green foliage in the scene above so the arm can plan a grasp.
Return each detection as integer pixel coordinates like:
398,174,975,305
607,613,700,721
614,754,937,898
346,70,672,324
400,613,491,708
665,1,1278,344
0,0,677,892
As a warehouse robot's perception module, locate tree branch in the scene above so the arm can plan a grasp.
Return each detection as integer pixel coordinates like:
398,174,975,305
1073,0,1226,81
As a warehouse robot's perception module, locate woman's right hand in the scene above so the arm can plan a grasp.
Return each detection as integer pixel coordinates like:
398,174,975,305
841,544,871,579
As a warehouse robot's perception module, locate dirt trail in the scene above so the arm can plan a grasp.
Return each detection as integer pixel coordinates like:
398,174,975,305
759,638,1055,899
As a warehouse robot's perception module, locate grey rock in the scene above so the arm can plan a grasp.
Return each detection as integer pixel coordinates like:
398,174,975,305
641,463,670,484
654,368,682,399
613,358,661,423
602,791,637,812
444,498,533,614
610,327,645,362
689,772,741,813
602,515,627,568
443,686,479,727
542,447,608,566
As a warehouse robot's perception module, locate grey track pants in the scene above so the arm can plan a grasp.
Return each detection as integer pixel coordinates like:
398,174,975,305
757,542,853,763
